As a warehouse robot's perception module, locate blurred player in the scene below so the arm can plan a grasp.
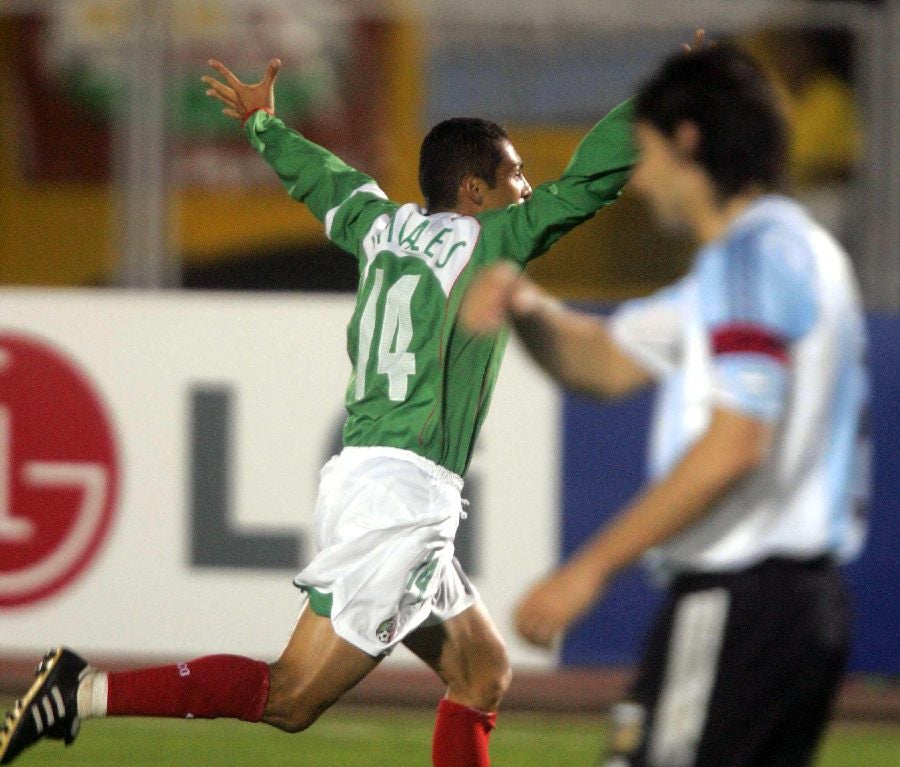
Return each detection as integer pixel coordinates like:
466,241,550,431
460,44,869,767
0,53,635,766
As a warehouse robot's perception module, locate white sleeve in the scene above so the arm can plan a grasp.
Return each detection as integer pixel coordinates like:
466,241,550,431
608,279,689,379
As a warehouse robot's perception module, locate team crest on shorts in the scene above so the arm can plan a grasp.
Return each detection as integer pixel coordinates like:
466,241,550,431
376,617,398,644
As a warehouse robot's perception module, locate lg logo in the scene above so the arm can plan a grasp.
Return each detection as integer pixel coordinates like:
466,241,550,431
0,333,118,607
0,332,482,610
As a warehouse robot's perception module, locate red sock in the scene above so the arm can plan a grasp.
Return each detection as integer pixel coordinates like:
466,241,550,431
107,654,269,721
432,698,497,767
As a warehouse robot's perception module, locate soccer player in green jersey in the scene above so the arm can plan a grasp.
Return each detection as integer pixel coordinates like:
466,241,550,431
1,58,633,767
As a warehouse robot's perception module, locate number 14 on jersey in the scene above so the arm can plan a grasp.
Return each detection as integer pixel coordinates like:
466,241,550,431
355,269,421,402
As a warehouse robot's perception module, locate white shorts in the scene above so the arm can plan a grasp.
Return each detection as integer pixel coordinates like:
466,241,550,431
294,446,480,657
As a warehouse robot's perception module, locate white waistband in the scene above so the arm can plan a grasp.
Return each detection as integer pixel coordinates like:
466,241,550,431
339,446,464,492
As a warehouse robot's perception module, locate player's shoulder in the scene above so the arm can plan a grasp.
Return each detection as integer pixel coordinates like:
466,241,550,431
704,196,818,295
699,196,821,336
728,196,816,266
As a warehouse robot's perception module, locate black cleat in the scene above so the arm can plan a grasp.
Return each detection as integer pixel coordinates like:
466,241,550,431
0,648,90,764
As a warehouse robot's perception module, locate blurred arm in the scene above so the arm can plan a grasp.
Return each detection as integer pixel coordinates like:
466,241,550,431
511,279,653,398
458,263,652,398
515,406,774,647
204,58,393,253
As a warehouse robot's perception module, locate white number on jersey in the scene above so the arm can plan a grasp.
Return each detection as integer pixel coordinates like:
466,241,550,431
356,269,421,402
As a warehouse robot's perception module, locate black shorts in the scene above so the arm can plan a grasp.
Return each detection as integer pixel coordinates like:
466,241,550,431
602,556,851,767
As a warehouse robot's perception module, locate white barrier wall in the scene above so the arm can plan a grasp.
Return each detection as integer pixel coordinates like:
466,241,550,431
0,290,559,668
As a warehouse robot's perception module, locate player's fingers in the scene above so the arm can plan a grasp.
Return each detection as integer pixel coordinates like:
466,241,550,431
208,59,241,87
202,75,237,102
263,57,282,85
222,107,242,120
478,265,518,322
205,87,239,113
491,261,521,287
204,89,238,112
460,278,508,334
681,27,706,54
468,292,505,332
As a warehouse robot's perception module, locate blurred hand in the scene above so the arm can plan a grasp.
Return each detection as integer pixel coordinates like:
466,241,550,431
202,57,281,121
681,27,710,54
458,262,521,335
514,562,605,649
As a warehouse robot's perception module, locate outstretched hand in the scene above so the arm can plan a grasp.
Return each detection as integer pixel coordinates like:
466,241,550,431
202,57,281,121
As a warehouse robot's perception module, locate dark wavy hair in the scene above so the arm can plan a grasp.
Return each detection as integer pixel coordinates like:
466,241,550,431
418,117,509,212
634,43,789,199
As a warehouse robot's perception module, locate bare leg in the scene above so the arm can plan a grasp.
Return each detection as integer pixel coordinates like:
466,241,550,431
264,604,382,732
403,601,511,710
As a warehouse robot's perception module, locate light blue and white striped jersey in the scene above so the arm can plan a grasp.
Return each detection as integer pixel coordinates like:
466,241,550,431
611,195,869,575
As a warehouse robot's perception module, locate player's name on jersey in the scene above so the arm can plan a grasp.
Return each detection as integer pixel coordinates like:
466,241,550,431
367,204,474,274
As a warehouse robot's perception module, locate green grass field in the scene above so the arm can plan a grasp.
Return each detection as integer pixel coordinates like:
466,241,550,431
4,703,900,766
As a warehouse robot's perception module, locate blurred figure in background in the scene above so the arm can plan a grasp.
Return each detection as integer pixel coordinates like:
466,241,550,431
461,43,869,767
1,47,636,767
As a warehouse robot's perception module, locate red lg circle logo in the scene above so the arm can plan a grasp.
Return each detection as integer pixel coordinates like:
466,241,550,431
0,333,119,607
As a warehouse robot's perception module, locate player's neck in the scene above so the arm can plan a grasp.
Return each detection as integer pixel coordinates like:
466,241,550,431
693,188,763,244
451,198,484,217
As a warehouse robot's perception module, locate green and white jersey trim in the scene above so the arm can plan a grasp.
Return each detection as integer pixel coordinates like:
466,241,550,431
324,182,388,240
361,203,480,298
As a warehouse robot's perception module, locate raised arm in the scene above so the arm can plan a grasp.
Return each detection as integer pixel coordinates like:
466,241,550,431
475,98,637,266
459,263,652,398
474,27,709,266
202,59,394,254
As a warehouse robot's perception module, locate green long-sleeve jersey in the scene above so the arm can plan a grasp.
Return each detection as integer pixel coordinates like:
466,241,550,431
245,100,635,476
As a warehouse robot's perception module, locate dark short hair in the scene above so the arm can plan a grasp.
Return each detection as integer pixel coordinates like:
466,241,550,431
418,117,509,212
634,43,789,199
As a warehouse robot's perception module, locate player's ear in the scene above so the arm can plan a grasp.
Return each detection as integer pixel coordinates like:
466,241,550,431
673,120,701,161
461,174,485,206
